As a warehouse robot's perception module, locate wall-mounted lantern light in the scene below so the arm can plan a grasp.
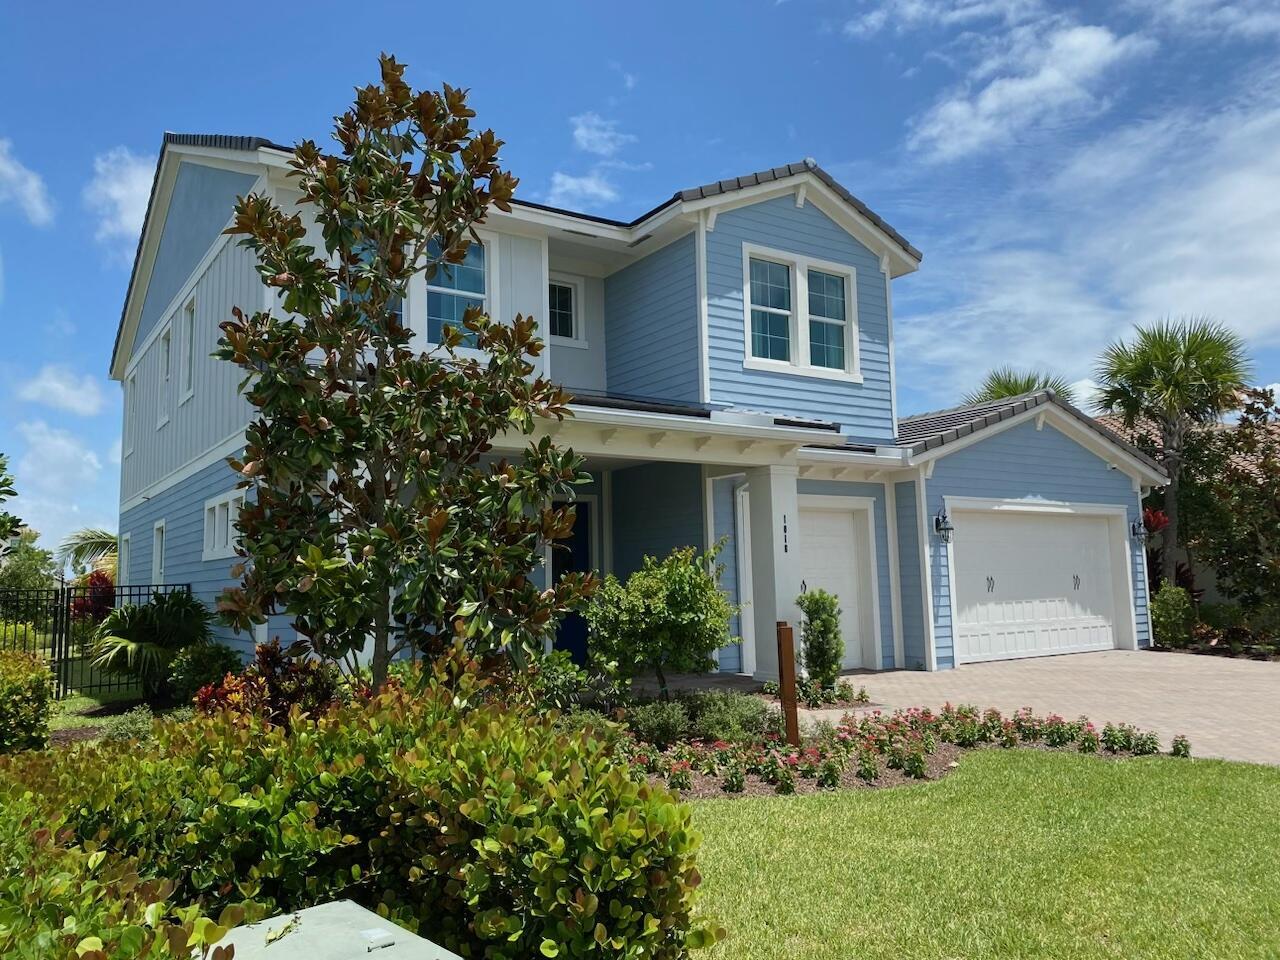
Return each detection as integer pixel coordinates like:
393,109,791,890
1130,519,1149,545
934,508,955,544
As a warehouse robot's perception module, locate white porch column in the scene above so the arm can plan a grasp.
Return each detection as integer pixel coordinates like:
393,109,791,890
744,463,803,682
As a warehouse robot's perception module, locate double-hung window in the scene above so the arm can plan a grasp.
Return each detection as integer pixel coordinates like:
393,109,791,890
547,273,585,346
203,490,245,561
157,328,171,427
426,237,486,348
743,244,860,381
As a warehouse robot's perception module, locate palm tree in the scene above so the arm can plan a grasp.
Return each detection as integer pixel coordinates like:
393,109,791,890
963,367,1076,406
58,527,118,579
1095,316,1251,584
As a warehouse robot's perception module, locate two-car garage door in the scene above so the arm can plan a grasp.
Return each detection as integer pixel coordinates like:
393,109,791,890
952,510,1123,664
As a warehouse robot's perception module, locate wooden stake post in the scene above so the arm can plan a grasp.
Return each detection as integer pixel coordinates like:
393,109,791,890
776,621,801,747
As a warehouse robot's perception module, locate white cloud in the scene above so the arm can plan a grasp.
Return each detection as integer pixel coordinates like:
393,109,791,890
1126,0,1280,39
844,0,1044,36
909,24,1155,160
107,437,122,466
0,139,54,226
546,171,619,209
8,421,113,550
893,65,1280,406
16,364,107,416
570,113,637,157
83,146,153,258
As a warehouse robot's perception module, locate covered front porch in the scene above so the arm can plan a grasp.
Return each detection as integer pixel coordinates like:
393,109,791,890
516,398,915,680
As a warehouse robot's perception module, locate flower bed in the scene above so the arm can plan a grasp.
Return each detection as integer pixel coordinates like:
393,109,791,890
616,704,1189,800
760,677,873,709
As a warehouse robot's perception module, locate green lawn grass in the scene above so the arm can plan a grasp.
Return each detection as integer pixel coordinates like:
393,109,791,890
49,688,141,731
693,749,1280,960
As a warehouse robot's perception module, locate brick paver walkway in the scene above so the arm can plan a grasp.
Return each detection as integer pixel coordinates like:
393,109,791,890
806,650,1280,765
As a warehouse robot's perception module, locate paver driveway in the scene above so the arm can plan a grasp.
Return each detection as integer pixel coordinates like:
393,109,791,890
811,650,1280,765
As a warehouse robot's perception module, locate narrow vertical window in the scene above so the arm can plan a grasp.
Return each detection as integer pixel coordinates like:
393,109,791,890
807,269,848,370
124,373,136,457
152,522,166,583
117,535,130,588
548,281,576,339
748,258,791,362
181,299,196,401
158,328,171,426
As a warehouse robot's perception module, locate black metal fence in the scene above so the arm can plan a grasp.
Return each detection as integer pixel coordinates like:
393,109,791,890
0,583,191,698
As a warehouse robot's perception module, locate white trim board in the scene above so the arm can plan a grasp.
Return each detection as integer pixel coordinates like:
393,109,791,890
120,429,245,514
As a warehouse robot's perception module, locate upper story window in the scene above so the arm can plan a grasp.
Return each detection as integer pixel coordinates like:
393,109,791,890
123,373,136,457
742,243,861,383
548,273,586,347
426,237,486,348
157,328,171,428
203,489,245,561
180,298,196,403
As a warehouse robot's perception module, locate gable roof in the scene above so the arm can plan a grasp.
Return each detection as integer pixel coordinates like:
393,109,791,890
897,389,1168,482
113,134,921,377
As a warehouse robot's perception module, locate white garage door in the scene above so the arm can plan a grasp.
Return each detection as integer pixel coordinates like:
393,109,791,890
799,507,866,669
953,511,1119,663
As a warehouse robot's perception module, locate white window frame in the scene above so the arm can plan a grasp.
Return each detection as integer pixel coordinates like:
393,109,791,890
740,242,862,383
157,326,172,429
123,372,137,458
547,272,587,349
151,519,166,584
410,228,500,361
180,298,196,405
117,533,131,588
202,489,246,561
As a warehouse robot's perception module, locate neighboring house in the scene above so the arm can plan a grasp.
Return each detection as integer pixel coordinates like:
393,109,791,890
111,134,1168,676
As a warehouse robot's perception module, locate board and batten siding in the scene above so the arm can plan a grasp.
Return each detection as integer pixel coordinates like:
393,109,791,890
796,479,896,667
609,462,704,580
704,195,895,442
894,479,927,669
120,239,259,503
603,233,700,403
923,420,1151,670
136,162,259,348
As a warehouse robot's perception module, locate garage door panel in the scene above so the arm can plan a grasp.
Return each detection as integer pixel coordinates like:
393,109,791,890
953,510,1119,664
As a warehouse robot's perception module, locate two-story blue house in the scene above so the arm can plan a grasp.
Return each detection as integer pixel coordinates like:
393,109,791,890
110,134,1166,677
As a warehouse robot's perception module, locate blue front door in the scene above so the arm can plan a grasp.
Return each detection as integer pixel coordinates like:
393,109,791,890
553,502,592,665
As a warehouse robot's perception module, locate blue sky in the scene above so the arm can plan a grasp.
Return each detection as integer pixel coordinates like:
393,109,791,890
2,0,1279,552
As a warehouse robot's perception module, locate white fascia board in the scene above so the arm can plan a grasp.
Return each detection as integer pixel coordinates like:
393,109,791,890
565,403,847,446
905,404,1168,488
797,445,910,468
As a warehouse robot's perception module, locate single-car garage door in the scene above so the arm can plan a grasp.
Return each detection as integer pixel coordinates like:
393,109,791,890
952,510,1121,663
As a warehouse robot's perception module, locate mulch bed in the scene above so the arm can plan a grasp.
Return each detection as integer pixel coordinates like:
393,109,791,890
1148,644,1280,662
665,742,1163,801
51,726,103,746
49,698,142,747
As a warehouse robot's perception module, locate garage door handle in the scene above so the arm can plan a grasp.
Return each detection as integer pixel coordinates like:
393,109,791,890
986,575,995,593
1073,574,1081,591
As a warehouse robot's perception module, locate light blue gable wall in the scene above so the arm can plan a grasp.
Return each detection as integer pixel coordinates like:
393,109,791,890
924,420,1151,670
797,479,896,667
136,161,258,352
705,196,895,441
604,233,700,403
610,462,704,580
711,475,746,673
894,480,926,669
119,454,257,654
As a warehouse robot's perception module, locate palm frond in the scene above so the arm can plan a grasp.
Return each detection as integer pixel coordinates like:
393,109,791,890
58,527,119,570
962,367,1076,406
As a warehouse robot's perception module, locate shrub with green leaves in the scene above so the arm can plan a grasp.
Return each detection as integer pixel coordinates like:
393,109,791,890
0,651,53,753
99,705,195,744
585,544,735,699
1150,584,1194,648
795,588,843,689
681,690,777,744
0,651,722,958
92,591,213,703
166,643,242,704
626,699,691,747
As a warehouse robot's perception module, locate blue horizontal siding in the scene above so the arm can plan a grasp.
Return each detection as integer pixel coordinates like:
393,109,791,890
924,420,1151,669
797,479,896,667
705,195,895,442
119,455,256,654
604,233,700,403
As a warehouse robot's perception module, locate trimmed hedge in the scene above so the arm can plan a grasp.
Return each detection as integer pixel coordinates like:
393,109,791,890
0,653,721,959
0,651,53,753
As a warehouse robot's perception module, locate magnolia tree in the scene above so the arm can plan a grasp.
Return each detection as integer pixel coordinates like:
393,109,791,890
216,57,594,689
0,455,21,546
